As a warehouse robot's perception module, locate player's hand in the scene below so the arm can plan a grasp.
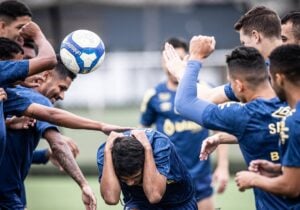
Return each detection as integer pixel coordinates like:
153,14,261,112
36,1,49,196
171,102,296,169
0,88,7,101
199,134,220,160
6,116,36,130
105,131,124,152
235,171,258,192
189,35,215,61
81,184,97,210
163,43,188,81
20,21,43,41
213,165,229,194
249,159,282,177
101,123,134,135
20,74,45,88
131,129,151,150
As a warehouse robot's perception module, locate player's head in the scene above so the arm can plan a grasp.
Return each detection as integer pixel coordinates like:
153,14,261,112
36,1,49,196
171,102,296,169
226,46,268,102
234,6,281,54
269,44,300,102
281,11,300,45
23,39,37,59
0,37,24,60
0,0,32,44
162,37,188,84
37,55,76,103
112,136,145,186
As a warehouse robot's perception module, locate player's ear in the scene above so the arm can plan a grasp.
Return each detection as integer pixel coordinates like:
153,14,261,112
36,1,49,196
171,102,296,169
274,73,285,86
251,30,261,44
0,20,6,33
235,79,244,92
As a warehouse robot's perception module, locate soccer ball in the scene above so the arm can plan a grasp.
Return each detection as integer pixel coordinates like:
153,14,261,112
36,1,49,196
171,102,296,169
60,30,105,74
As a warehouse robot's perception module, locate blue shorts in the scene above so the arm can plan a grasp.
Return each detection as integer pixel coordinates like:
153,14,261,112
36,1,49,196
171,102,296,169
124,197,197,210
193,173,213,202
0,190,25,210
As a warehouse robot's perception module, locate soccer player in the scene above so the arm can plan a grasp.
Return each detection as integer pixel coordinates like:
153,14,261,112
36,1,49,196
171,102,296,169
140,37,229,210
281,11,300,45
97,129,197,209
235,44,300,209
166,35,295,209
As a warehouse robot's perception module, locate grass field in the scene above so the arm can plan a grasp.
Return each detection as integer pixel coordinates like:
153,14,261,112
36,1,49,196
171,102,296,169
25,176,255,210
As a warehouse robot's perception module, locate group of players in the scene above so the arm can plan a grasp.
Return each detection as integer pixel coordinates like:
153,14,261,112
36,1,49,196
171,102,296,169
1,1,300,210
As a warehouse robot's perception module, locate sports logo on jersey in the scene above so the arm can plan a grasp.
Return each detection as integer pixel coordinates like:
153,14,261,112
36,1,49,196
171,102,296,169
163,119,202,136
271,106,292,119
158,93,171,101
160,102,172,112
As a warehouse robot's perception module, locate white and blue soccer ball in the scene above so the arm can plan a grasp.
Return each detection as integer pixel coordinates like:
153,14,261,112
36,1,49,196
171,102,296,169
60,29,105,74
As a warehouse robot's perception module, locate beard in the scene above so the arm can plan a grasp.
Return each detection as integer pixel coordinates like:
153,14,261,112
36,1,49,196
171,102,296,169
273,85,287,102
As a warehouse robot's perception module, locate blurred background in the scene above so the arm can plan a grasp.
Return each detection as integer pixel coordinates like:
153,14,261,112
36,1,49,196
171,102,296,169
18,0,299,209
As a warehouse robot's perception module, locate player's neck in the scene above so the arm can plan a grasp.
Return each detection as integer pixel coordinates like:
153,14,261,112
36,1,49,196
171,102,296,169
166,80,178,91
284,85,300,108
248,83,276,101
261,38,282,59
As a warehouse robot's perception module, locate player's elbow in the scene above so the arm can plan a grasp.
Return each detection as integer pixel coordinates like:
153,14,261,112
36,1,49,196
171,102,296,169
147,191,164,204
101,192,120,205
174,97,185,115
103,197,119,205
284,186,300,198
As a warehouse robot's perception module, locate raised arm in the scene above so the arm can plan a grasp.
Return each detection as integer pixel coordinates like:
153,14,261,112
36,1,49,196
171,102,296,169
169,36,215,125
100,132,123,205
20,21,57,74
44,129,96,210
132,130,167,204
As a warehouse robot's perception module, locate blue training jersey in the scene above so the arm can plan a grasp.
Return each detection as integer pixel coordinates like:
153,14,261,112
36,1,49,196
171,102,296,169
0,60,29,165
0,86,57,209
140,82,211,200
175,60,295,210
97,129,195,208
278,102,300,208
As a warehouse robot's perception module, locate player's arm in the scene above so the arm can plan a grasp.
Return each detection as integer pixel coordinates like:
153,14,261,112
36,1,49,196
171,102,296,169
20,21,57,75
100,132,123,205
169,36,215,126
213,142,229,194
163,41,237,104
44,129,96,210
200,132,238,160
23,103,131,135
235,167,300,198
132,130,167,204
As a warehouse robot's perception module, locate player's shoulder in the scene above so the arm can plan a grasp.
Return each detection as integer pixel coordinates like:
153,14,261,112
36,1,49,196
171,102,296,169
15,86,52,107
96,142,106,163
216,101,245,110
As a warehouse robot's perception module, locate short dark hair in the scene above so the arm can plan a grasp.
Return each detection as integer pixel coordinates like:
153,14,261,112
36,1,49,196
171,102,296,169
0,37,23,60
269,44,300,85
163,37,188,52
55,54,77,80
226,46,268,88
281,11,300,41
112,136,145,178
0,0,32,24
234,6,281,38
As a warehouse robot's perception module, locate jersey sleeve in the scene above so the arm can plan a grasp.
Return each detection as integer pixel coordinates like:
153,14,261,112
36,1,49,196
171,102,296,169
0,60,29,86
152,135,172,177
32,149,49,164
224,83,239,102
201,102,249,138
282,129,300,167
96,143,106,181
3,88,32,116
140,88,157,126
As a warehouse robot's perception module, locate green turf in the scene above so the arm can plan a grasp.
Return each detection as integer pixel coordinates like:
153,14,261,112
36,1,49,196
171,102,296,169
25,176,255,210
